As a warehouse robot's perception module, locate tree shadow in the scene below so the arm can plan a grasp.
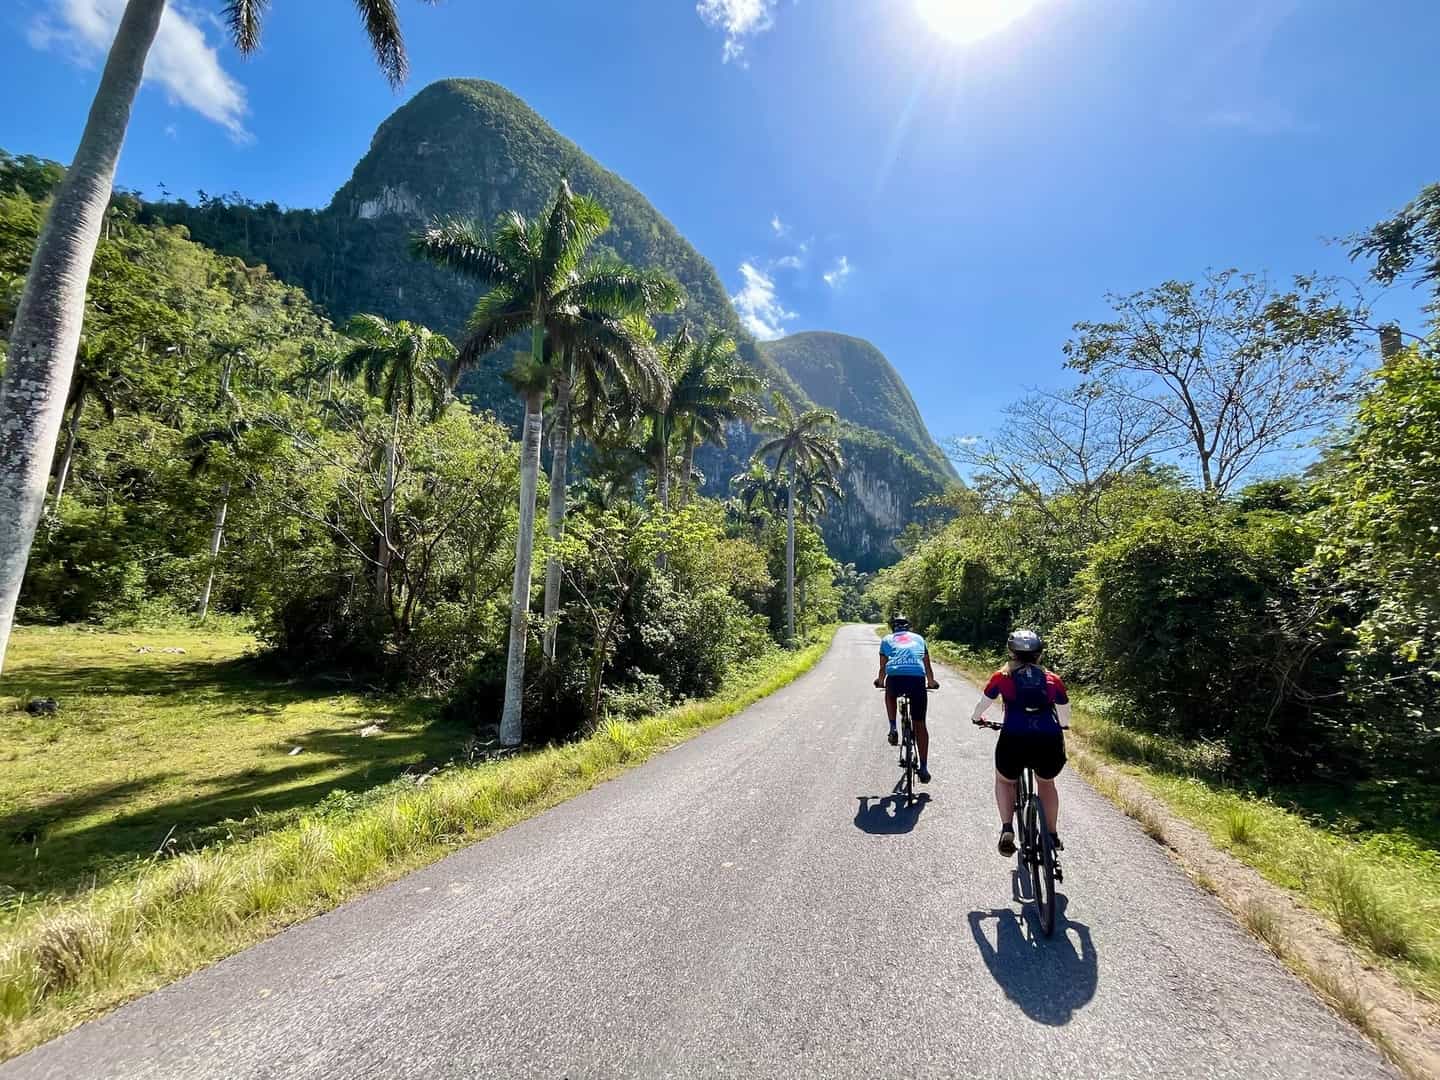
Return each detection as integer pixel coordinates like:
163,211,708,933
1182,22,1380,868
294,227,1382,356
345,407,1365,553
2,717,465,899
967,897,1098,1025
854,790,932,834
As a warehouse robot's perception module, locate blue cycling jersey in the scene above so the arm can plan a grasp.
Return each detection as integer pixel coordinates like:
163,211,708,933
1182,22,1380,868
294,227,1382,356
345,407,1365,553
880,631,927,676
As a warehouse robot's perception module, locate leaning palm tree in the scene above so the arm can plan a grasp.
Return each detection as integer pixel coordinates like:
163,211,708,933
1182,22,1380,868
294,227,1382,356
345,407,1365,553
0,0,437,675
751,394,842,644
412,181,677,745
671,330,761,505
337,314,454,610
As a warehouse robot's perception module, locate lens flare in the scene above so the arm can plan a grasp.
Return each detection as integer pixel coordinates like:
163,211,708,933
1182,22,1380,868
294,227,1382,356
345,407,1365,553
914,0,1043,44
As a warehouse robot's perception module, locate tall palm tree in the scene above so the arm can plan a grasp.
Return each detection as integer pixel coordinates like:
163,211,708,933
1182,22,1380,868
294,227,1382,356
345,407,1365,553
671,330,761,505
0,0,435,676
752,395,842,644
337,314,454,610
542,311,671,661
412,181,677,745
182,419,258,623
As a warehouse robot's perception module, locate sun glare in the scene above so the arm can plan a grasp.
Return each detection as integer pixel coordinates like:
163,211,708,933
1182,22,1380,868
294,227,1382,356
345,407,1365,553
914,0,1043,45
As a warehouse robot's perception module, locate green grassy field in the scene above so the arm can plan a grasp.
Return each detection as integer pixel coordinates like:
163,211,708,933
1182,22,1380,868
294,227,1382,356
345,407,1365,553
0,624,837,1060
1,626,471,902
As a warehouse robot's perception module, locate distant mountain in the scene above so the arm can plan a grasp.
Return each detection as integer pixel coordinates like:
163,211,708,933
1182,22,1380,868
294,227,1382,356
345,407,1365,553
142,79,953,568
760,332,956,480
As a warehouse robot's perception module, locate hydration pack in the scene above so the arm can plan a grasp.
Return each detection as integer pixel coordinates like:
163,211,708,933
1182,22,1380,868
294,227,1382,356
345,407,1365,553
1012,664,1053,718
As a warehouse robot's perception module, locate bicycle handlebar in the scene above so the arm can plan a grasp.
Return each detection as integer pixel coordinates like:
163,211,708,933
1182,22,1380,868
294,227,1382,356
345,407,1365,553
973,719,1070,731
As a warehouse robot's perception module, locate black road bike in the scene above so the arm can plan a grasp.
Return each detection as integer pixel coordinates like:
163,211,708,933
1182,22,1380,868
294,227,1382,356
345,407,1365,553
976,719,1067,937
878,685,931,805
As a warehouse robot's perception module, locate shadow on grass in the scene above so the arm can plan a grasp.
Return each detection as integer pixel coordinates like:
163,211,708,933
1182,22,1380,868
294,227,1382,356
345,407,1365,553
0,656,472,900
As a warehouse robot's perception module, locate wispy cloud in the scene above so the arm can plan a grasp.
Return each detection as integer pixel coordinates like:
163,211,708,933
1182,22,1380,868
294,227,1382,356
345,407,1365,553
29,0,249,140
732,261,796,341
770,213,788,236
823,255,852,288
696,0,777,64
954,435,981,446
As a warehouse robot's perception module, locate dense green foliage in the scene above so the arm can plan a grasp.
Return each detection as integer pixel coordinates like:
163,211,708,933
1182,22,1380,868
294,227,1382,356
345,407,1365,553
876,192,1440,792
1,151,846,746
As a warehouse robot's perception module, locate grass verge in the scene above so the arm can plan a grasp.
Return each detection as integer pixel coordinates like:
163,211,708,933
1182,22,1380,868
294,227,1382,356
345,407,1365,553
0,626,837,1061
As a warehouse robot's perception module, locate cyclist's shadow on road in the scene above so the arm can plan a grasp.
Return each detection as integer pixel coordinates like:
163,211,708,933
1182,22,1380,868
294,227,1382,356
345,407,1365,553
853,791,931,834
967,898,1098,1025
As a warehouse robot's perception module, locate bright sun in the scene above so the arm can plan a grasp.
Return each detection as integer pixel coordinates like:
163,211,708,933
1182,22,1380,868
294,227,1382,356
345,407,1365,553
914,0,1043,44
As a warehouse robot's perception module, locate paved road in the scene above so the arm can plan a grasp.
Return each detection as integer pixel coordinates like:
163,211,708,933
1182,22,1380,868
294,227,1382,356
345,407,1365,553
4,625,1392,1079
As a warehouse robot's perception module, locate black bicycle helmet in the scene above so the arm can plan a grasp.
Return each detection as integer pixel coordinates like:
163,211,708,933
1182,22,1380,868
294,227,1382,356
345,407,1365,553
1006,628,1043,656
889,614,911,632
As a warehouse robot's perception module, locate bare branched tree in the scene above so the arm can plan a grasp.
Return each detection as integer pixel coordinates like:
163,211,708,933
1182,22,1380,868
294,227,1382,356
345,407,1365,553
1064,269,1365,495
950,379,1177,529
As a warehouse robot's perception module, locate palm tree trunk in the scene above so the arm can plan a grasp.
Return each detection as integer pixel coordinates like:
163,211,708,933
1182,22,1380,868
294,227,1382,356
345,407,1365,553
500,388,545,746
680,424,697,506
50,388,87,516
377,402,399,609
786,460,797,645
197,479,230,622
542,375,572,664
0,0,164,676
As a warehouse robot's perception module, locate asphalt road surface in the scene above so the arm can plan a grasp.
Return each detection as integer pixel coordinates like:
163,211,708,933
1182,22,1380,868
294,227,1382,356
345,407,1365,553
4,625,1394,1079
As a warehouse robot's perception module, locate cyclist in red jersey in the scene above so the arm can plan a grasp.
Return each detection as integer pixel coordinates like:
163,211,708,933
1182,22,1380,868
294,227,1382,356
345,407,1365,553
969,629,1071,857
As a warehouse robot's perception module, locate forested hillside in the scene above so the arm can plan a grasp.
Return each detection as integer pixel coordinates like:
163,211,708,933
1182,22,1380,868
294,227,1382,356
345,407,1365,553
138,80,953,565
761,332,956,480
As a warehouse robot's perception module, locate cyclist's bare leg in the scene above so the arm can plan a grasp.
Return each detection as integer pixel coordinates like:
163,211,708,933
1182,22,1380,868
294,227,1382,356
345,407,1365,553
915,719,929,765
1037,777,1060,835
994,771,1016,826
883,689,898,726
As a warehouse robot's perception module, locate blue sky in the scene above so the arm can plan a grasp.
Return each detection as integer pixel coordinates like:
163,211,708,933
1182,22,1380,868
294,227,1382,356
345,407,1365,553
3,0,1439,450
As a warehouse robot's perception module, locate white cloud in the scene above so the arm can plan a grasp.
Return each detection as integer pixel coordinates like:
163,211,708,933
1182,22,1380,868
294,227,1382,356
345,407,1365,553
29,0,249,140
770,213,788,236
954,435,981,446
823,255,853,288
732,261,796,341
774,254,804,270
1204,103,1305,135
696,0,777,64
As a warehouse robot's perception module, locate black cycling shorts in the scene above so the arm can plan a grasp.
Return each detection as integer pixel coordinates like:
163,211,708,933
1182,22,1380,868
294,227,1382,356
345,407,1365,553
995,729,1066,781
885,674,929,726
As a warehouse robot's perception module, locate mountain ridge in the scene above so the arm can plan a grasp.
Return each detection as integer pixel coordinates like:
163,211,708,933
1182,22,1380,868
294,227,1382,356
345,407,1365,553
138,78,952,567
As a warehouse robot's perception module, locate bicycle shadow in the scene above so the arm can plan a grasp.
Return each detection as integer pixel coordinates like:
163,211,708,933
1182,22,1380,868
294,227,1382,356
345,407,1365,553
966,897,1098,1026
853,791,931,834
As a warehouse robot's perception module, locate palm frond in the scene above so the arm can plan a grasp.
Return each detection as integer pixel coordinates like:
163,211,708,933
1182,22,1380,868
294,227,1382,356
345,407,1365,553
553,266,681,318
353,0,407,86
411,219,522,288
540,181,610,290
223,0,268,54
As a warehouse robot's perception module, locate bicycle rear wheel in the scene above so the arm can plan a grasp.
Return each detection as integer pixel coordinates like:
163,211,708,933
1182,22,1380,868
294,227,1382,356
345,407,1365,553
902,724,915,803
1034,800,1057,937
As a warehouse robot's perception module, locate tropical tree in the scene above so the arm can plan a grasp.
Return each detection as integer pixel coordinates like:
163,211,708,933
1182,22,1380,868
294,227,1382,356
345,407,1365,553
48,340,135,514
412,181,677,744
670,329,761,505
182,420,260,622
337,314,454,609
542,313,671,660
0,0,435,675
752,394,842,643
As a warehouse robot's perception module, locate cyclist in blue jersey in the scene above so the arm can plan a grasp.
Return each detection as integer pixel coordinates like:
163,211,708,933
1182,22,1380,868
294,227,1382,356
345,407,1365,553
873,615,941,782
